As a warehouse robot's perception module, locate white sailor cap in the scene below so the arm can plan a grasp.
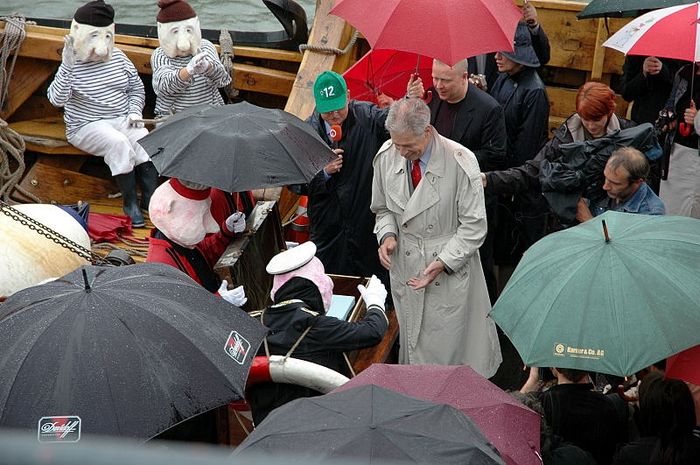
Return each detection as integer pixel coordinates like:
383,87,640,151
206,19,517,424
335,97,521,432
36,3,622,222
266,241,317,275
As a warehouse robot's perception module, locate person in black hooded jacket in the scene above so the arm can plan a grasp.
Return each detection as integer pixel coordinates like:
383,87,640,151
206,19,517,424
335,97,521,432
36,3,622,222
294,71,390,284
247,242,388,426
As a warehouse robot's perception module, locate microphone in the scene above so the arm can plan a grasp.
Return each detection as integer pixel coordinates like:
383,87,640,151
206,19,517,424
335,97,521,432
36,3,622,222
330,124,342,149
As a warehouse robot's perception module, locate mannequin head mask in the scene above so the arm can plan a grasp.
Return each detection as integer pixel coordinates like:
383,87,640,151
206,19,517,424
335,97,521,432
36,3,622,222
156,0,201,58
70,0,115,62
149,178,219,248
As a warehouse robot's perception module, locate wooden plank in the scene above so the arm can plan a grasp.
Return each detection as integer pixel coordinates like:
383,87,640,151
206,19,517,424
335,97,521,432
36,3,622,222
3,26,297,95
547,86,629,120
590,18,607,81
9,116,87,156
3,22,303,63
233,63,295,97
17,162,116,204
285,0,355,120
1,58,57,120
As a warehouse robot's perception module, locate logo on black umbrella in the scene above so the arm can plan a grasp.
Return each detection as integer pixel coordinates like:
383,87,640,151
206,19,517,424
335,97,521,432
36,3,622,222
225,331,251,364
37,416,81,443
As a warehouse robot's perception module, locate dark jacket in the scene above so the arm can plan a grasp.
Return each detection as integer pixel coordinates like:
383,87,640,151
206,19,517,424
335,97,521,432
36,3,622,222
247,277,388,425
489,66,550,167
303,101,389,278
620,56,680,125
486,114,637,196
542,384,628,465
427,84,507,172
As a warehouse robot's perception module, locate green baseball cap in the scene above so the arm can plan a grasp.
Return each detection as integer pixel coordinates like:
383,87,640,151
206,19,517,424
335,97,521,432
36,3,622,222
313,71,348,113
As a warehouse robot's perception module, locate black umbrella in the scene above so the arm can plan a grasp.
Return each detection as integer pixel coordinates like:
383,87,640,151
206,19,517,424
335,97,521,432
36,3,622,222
577,0,696,19
235,384,505,464
0,263,266,441
138,102,337,192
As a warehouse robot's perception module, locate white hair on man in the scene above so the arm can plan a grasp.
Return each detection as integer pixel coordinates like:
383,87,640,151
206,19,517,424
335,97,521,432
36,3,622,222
385,97,431,136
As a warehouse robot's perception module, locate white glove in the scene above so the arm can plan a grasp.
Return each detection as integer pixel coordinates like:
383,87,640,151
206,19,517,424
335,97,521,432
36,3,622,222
225,211,246,234
357,275,387,311
62,35,76,70
127,113,144,128
218,280,248,307
185,51,210,76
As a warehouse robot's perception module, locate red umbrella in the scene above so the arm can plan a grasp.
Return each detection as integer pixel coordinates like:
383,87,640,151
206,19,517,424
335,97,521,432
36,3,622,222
603,3,700,62
334,364,541,465
343,49,432,105
330,0,522,66
667,344,700,386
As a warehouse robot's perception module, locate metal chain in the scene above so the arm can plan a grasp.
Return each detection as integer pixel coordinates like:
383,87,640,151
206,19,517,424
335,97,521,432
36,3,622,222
0,200,106,264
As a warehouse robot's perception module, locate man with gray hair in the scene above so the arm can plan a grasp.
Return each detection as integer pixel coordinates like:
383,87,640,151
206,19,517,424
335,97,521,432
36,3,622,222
576,147,666,221
407,58,506,303
371,98,502,377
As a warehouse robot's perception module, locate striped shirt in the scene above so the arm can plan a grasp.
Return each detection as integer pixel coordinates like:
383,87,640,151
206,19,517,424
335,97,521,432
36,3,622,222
47,48,145,138
151,39,231,117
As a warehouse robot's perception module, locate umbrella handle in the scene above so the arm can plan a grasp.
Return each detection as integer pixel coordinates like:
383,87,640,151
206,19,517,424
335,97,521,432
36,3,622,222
678,122,693,137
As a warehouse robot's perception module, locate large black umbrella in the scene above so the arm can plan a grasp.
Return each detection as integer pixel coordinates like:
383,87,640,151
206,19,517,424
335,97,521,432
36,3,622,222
0,263,266,441
235,384,506,464
577,0,696,19
138,102,336,192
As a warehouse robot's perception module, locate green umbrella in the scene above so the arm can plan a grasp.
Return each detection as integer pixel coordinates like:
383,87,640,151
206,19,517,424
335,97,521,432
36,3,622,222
490,211,700,377
577,0,697,19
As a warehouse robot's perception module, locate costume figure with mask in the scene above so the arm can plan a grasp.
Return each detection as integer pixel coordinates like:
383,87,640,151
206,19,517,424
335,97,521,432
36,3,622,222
47,0,158,228
146,178,247,307
151,0,231,117
247,242,389,425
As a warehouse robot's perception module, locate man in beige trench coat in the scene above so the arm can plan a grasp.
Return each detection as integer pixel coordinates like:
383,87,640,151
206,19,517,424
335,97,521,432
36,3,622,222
371,98,502,378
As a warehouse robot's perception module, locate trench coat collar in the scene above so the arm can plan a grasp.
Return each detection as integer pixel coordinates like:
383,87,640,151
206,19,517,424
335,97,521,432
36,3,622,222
389,127,445,224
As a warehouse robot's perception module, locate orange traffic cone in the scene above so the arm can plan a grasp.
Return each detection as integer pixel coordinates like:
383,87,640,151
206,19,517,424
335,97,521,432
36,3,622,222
286,195,310,244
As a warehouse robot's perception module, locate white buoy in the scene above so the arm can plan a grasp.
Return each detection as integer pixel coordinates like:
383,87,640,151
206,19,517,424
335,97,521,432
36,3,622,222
0,204,90,297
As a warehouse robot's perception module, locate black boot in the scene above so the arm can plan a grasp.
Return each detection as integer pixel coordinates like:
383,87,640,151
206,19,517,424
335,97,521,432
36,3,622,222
135,161,159,211
114,171,145,227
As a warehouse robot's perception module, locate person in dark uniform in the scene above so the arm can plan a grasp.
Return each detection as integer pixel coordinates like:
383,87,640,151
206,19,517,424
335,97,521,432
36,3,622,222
247,241,388,425
146,177,247,305
296,71,390,285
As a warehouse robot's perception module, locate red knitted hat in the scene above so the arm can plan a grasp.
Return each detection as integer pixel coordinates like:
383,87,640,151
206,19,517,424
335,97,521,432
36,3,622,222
156,0,196,23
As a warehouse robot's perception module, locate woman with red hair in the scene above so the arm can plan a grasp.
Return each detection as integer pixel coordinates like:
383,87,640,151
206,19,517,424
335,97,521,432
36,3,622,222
481,82,636,239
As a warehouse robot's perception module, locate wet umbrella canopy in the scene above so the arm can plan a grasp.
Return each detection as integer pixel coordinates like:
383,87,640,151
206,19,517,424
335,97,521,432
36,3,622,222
491,211,700,377
0,263,266,441
235,384,506,464
578,0,697,19
335,364,541,465
138,102,337,192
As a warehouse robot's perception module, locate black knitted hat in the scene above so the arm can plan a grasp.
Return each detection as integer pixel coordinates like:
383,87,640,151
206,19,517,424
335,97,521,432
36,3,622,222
73,0,115,27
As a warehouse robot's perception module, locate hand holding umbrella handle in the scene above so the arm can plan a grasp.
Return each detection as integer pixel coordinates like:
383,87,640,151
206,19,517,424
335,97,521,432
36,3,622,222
679,100,697,137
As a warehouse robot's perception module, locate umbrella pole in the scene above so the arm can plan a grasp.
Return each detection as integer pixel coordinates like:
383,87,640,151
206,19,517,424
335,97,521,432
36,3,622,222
602,220,610,243
82,268,92,292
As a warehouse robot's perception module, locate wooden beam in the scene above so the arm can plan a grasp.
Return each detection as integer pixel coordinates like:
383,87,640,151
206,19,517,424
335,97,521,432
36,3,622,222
1,58,57,120
2,22,302,63
590,18,607,81
284,0,355,121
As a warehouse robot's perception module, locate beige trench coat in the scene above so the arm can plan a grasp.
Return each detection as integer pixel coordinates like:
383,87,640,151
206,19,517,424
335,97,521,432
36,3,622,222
371,128,502,378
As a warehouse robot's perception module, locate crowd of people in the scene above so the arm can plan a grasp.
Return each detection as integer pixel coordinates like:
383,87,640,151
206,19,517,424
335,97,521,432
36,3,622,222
45,0,700,464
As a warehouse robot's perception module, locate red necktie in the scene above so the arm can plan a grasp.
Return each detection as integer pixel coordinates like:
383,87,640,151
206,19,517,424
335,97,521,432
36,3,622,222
411,159,422,189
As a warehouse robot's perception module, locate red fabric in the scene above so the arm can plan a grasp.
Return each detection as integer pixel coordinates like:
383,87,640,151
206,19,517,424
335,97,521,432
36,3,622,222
330,0,521,66
146,227,233,288
343,49,433,104
625,3,700,62
88,212,133,243
170,178,211,200
666,344,700,386
209,189,255,225
411,159,422,189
